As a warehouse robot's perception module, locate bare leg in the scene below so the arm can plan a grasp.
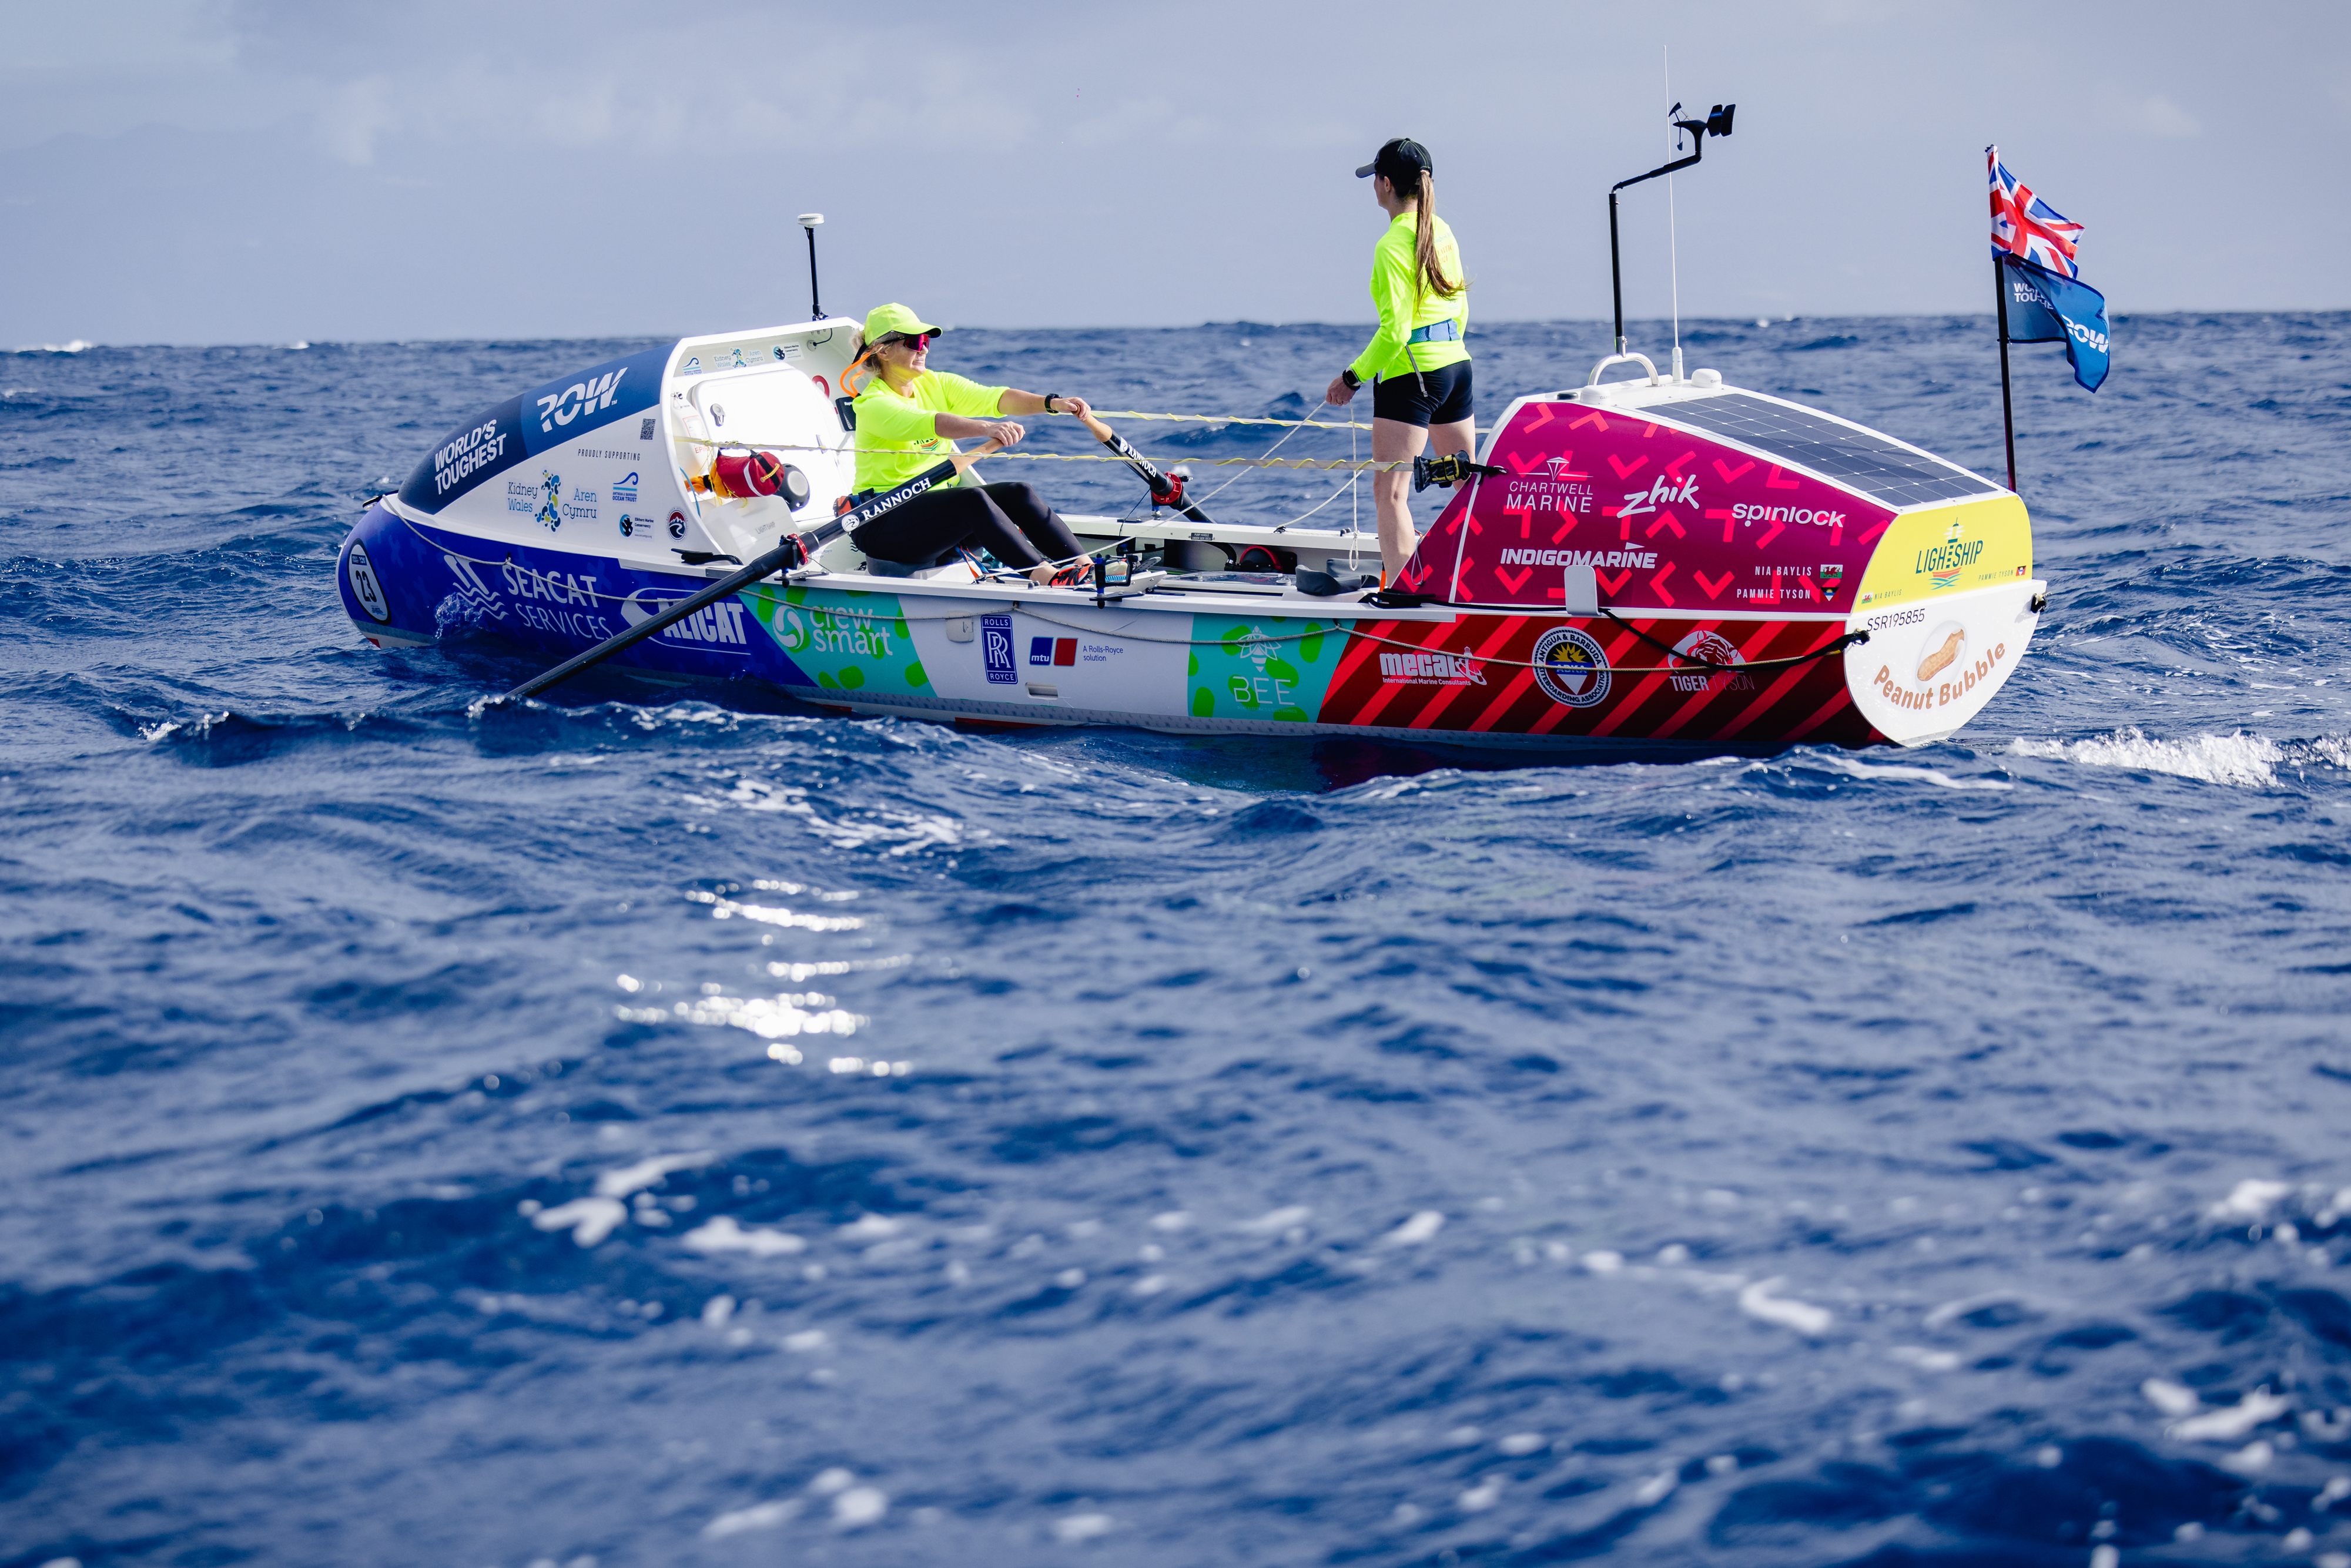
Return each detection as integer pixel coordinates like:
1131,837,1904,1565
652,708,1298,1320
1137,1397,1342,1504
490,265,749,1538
1369,417,1429,581
1425,417,1475,464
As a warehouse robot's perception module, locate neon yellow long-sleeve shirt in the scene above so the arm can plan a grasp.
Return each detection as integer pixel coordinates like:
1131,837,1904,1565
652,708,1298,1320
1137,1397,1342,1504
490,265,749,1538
1348,210,1469,384
850,370,1009,492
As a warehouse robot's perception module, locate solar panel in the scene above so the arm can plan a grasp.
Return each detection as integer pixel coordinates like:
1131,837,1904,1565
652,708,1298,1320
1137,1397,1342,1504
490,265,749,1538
1656,393,2000,508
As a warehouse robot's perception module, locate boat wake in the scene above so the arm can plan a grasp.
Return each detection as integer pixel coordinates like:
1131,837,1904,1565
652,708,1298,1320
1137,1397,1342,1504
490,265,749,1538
2008,726,2351,789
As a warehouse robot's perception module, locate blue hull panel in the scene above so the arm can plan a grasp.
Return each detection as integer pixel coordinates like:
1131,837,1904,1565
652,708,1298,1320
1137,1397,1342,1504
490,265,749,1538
339,503,816,688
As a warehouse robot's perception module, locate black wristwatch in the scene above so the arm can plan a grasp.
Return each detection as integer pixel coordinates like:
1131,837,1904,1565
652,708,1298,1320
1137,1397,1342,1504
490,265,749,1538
1341,368,1361,390
1044,393,1063,413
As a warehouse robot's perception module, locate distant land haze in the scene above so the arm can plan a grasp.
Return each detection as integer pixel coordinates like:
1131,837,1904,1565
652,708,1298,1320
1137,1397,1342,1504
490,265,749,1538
2,0,2345,345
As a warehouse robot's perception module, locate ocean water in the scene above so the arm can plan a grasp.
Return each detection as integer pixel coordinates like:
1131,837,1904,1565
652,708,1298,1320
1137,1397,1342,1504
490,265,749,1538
5,314,2350,1568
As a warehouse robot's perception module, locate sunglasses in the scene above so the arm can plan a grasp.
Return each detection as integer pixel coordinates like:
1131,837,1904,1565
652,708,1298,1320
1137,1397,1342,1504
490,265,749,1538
886,333,932,351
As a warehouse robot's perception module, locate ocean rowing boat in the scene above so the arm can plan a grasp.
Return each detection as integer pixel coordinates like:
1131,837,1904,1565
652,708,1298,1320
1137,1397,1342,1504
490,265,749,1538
336,313,2043,753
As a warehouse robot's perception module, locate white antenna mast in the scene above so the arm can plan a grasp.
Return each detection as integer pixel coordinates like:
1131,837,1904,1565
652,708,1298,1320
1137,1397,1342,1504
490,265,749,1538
1666,47,1683,384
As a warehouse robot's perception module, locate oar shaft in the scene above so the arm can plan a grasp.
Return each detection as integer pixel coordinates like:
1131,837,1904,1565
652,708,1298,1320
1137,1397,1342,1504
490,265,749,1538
503,452,987,702
506,543,795,701
1073,411,1213,524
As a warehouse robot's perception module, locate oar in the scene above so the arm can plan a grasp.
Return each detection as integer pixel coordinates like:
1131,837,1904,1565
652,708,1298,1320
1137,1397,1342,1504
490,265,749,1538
500,442,1002,703
1069,408,1214,523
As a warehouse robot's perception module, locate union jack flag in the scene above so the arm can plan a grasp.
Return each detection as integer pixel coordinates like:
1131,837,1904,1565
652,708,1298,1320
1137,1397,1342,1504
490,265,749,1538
1987,146,2085,277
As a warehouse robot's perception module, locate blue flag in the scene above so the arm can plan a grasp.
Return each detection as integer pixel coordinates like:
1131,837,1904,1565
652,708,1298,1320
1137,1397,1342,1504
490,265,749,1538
2000,253,2110,393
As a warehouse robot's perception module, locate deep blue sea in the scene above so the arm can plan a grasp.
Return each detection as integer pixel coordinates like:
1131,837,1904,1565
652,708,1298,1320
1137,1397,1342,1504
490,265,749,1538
6,315,2351,1568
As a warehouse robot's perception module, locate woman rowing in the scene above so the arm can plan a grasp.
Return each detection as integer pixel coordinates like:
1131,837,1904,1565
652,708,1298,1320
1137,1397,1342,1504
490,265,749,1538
845,304,1093,585
1322,138,1472,587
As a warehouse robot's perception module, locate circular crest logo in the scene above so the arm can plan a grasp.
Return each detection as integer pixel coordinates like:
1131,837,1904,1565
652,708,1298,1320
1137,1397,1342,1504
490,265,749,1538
1532,626,1611,708
667,510,688,539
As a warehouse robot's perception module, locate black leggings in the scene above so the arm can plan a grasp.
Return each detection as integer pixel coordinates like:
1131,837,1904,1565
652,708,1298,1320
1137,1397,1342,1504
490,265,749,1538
850,481,1082,569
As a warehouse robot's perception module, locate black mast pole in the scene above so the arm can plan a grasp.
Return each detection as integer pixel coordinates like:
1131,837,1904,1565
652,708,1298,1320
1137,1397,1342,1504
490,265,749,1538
1609,192,1625,354
1606,105,1731,362
1993,253,2018,493
798,213,825,320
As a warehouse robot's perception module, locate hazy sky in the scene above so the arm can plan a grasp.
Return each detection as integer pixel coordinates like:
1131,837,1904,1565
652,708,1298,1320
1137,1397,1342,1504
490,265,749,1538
4,0,2346,345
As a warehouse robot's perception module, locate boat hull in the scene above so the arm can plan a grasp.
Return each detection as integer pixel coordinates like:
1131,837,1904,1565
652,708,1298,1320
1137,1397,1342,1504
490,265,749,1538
340,502,2040,751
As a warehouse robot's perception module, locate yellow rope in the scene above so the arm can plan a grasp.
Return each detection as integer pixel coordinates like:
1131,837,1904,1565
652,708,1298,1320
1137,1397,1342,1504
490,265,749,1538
1086,410,1372,431
681,435,1414,474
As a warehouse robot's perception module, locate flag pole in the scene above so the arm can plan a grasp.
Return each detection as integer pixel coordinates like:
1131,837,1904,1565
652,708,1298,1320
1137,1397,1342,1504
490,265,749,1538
1992,254,2018,494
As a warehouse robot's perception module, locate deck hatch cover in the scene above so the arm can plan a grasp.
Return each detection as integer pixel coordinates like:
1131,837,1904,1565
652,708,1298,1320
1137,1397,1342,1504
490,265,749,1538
1657,393,2001,508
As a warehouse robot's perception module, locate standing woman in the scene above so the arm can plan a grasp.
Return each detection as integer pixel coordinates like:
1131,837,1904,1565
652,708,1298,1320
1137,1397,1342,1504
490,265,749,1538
842,303,1096,584
1322,138,1471,587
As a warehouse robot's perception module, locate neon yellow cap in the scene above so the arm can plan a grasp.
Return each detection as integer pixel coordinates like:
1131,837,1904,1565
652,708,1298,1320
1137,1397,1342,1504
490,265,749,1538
862,303,943,342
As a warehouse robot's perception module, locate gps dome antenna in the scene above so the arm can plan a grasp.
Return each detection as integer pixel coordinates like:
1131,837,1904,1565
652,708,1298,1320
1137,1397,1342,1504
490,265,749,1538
1608,102,1734,355
798,213,825,320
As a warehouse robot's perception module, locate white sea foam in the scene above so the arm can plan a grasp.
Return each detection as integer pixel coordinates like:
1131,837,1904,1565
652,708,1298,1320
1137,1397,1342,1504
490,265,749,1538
531,1196,627,1247
682,1216,806,1258
1382,1211,1445,1247
1238,1205,1311,1235
1817,757,2015,791
703,1499,799,1537
2009,728,2285,787
2210,1178,2292,1221
1055,1513,1115,1543
2142,1378,2200,1417
1924,1290,2031,1330
1740,1278,1832,1336
2171,1385,2290,1441
2219,1439,2275,1475
596,1151,714,1200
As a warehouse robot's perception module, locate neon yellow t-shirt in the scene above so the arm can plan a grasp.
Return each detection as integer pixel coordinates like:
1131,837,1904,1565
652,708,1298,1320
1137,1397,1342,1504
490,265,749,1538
1348,210,1471,384
850,370,1010,492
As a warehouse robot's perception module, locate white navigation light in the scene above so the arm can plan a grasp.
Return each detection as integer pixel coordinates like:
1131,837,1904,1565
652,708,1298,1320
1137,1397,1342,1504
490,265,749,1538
798,213,823,226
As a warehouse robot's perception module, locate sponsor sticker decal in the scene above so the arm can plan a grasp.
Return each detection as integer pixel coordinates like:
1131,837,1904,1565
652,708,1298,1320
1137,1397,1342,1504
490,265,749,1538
1378,648,1486,686
981,613,1016,684
346,541,391,622
1531,626,1611,708
440,554,509,621
667,510,688,540
1029,636,1077,668
611,471,639,502
429,419,509,498
1870,621,2008,715
534,369,630,435
1667,629,1753,693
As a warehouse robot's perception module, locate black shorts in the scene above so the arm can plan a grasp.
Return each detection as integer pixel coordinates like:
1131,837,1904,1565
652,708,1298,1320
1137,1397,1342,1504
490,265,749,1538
1371,360,1473,427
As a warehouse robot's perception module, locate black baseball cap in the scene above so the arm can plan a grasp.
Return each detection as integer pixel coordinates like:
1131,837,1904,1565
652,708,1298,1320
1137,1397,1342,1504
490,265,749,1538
1355,138,1432,183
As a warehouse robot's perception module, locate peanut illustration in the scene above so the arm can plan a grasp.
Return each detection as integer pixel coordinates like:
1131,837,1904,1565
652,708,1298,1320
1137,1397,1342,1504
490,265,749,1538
1917,630,1965,682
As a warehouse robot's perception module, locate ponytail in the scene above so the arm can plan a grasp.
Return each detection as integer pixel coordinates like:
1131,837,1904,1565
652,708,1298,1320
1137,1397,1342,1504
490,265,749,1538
1410,173,1465,301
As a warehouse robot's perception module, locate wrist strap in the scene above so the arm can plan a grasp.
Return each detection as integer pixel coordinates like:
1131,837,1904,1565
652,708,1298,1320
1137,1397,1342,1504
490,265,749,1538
1044,392,1063,413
